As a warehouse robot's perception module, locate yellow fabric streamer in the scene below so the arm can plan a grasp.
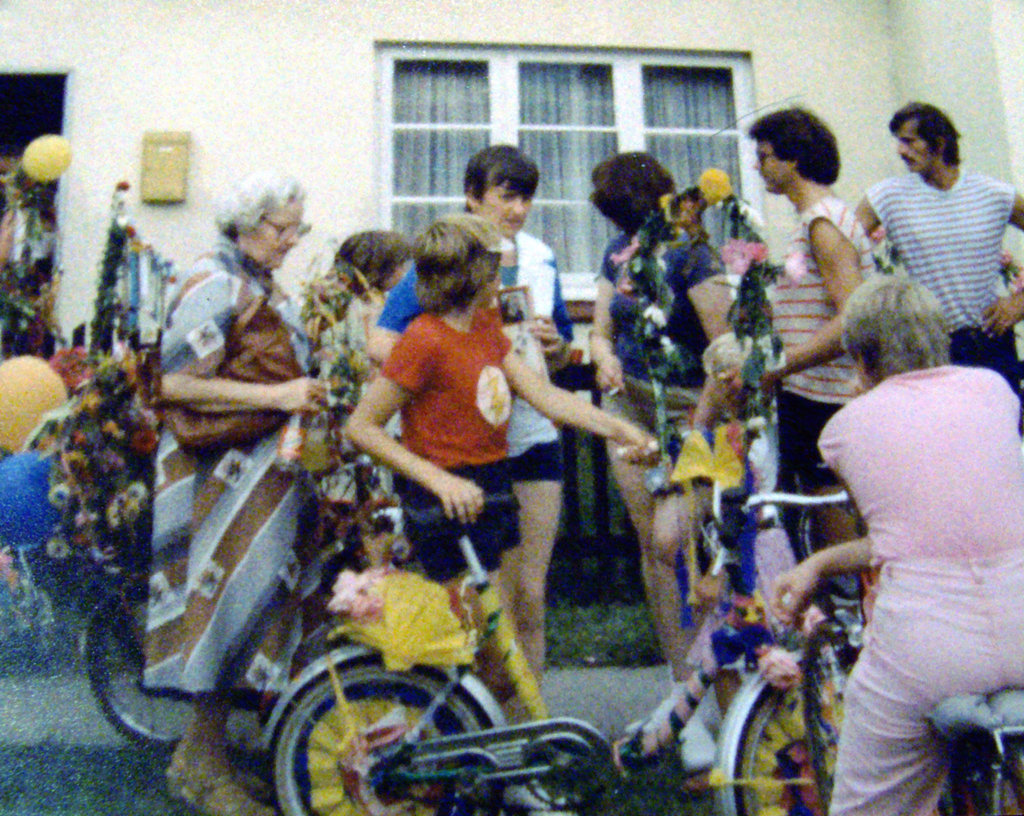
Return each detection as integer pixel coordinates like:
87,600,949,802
670,423,746,492
331,571,476,671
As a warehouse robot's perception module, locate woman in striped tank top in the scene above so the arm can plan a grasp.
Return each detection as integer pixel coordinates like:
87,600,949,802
748,108,874,497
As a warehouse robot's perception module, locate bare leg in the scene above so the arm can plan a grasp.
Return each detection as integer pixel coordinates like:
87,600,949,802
174,693,233,775
608,447,696,684
168,693,274,815
499,478,562,680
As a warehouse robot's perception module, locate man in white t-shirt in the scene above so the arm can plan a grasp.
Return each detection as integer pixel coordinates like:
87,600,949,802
856,102,1024,392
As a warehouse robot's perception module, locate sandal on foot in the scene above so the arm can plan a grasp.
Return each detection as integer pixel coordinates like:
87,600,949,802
167,762,274,816
613,710,686,772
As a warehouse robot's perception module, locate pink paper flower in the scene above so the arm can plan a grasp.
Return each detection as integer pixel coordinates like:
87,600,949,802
327,567,389,620
1000,249,1013,267
869,226,887,244
800,604,827,637
609,235,640,267
757,645,802,690
782,251,809,284
721,239,768,277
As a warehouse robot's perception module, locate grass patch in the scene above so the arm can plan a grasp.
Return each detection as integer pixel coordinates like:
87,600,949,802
546,600,661,669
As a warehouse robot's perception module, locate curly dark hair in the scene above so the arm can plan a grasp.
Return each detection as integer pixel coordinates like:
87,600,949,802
748,107,840,185
590,152,675,235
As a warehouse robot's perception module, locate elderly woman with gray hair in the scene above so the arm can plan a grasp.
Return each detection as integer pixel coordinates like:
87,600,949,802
145,172,324,816
772,275,1024,816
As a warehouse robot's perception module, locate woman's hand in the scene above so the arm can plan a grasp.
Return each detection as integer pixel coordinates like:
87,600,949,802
529,317,564,356
594,353,624,393
430,472,485,525
770,560,821,626
272,377,327,414
611,420,659,464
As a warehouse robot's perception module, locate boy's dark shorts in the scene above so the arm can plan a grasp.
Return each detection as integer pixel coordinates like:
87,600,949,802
398,460,520,583
776,389,842,491
507,440,563,482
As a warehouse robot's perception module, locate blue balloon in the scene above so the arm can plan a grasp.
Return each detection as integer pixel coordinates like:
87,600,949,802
0,452,60,551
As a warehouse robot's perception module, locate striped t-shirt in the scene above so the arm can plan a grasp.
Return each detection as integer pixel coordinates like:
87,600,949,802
772,196,874,403
867,171,1015,331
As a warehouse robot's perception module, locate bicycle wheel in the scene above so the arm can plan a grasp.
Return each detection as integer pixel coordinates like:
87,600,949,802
84,591,191,748
273,657,494,816
802,620,861,815
715,676,825,816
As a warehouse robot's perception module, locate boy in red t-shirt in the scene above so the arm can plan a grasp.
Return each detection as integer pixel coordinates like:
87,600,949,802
345,213,654,692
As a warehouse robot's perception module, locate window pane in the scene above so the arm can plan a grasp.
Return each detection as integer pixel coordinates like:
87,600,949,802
391,202,457,241
643,66,735,130
393,128,490,196
393,60,489,124
529,202,617,282
520,63,613,126
647,133,742,245
519,130,617,201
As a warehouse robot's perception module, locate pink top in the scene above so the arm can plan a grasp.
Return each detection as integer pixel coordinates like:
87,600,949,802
819,366,1024,562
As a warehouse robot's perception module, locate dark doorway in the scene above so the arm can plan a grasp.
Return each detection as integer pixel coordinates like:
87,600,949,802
0,73,68,156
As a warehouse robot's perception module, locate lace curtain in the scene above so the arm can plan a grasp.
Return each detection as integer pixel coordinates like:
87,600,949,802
390,58,740,285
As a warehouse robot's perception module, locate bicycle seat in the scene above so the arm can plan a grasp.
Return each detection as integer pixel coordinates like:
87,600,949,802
928,689,1024,739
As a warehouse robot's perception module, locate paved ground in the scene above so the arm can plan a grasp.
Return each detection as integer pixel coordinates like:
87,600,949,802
0,665,672,748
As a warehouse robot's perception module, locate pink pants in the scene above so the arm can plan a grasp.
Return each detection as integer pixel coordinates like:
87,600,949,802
830,549,1024,816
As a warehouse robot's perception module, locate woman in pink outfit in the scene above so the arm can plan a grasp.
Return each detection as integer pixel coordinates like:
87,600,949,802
772,275,1024,816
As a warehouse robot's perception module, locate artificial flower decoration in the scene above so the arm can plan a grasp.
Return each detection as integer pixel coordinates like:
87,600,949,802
1000,250,1023,295
619,192,709,476
698,167,733,207
697,170,784,419
868,225,906,277
756,645,803,691
301,253,401,568
47,354,157,570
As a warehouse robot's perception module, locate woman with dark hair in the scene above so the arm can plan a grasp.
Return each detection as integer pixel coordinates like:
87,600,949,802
773,275,1024,816
147,171,324,816
588,152,730,749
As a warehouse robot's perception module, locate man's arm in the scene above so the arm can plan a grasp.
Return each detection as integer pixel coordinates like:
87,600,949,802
855,197,881,237
763,219,863,387
981,194,1024,335
1009,193,1024,233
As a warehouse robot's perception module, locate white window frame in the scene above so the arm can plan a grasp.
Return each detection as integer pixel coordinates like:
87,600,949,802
376,44,758,301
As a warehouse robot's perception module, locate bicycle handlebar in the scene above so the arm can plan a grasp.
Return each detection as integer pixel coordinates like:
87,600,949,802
743,490,849,513
400,492,518,529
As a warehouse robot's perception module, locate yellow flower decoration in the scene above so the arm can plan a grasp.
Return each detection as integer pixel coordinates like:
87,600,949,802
81,392,102,414
698,168,733,206
101,419,124,439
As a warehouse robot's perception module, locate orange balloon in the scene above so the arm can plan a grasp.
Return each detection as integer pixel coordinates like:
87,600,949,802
0,356,68,451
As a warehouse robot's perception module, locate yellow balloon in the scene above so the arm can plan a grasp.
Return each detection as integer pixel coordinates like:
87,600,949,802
0,356,68,451
22,135,72,183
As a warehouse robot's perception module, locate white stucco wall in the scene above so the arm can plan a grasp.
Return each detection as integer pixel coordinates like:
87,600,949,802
992,0,1024,256
0,0,998,334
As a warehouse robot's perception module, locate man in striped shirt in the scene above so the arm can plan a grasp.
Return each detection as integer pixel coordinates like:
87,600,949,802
749,107,874,494
856,101,1024,393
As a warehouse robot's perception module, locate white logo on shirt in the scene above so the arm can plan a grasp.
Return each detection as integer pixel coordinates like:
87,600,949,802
476,366,512,426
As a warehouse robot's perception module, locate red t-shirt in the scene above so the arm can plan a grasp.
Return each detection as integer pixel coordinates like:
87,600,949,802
382,308,513,469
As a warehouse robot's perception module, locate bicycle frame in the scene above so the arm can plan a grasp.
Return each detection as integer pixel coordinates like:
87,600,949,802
269,524,611,816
